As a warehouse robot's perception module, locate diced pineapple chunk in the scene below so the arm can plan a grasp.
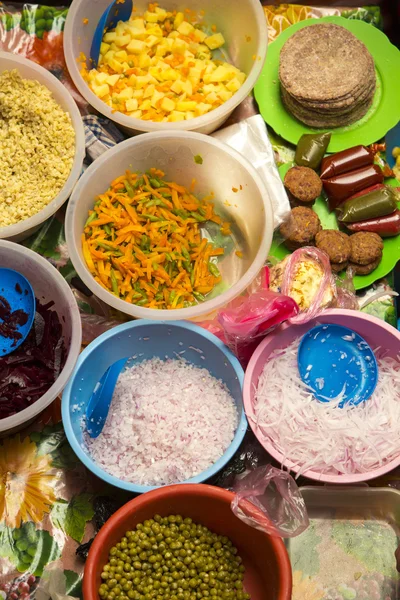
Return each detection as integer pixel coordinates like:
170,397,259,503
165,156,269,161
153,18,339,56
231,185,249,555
176,100,197,111
161,97,175,112
167,30,179,39
115,50,128,60
132,89,144,99
145,35,159,48
118,87,134,100
93,83,110,98
115,35,131,47
146,25,163,36
95,72,109,84
195,102,212,115
126,98,139,112
159,68,179,81
129,18,145,30
170,80,184,94
143,84,155,98
177,21,194,36
108,59,124,73
188,68,201,82
106,74,121,86
204,65,231,83
185,111,195,120
144,10,158,23
151,90,164,108
206,92,218,104
104,50,115,63
140,99,152,110
103,32,116,43
173,12,184,29
183,80,193,95
130,109,143,119
155,7,167,21
155,45,168,57
128,74,137,86
218,89,233,102
172,38,188,54
193,29,207,43
136,75,154,88
169,111,186,122
127,39,146,54
100,42,110,55
237,72,246,84
138,54,151,68
204,33,225,50
226,78,241,93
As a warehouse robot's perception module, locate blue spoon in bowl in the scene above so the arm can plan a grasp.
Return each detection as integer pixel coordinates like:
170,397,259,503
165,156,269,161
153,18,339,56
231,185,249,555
86,357,128,438
0,268,35,357
297,324,378,408
90,0,133,67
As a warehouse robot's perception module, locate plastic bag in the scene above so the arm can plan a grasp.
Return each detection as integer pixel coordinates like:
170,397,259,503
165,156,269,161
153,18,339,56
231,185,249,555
231,465,309,538
199,267,298,366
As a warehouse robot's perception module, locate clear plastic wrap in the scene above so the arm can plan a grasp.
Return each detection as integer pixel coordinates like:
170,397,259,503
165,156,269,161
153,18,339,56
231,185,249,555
199,266,298,365
231,465,309,538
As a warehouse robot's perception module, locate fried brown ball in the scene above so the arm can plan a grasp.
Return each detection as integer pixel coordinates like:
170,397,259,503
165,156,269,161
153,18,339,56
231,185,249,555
349,231,383,265
315,230,351,265
349,257,381,275
280,207,322,250
284,166,323,205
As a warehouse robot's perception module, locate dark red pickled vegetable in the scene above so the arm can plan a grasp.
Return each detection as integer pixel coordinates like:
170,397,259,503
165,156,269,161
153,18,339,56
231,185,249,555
320,145,374,179
0,295,28,346
324,164,384,211
0,299,67,419
346,210,400,237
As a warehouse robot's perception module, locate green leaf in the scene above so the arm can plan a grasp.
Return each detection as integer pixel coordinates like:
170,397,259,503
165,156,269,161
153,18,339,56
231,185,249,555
64,570,83,597
51,494,94,543
27,529,62,577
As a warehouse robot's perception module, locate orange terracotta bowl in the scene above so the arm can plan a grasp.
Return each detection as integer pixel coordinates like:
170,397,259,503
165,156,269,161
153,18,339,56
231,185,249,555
83,484,292,600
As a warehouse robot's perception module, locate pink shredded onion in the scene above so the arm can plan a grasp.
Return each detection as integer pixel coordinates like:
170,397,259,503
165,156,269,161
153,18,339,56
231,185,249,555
85,358,238,486
252,338,400,477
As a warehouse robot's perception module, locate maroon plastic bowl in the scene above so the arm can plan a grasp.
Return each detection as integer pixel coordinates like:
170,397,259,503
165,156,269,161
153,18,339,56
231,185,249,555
83,484,292,600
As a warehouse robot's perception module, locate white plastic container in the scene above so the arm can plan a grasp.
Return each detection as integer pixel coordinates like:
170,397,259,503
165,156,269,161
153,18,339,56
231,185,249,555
0,52,85,242
65,131,274,321
64,0,268,135
0,240,82,436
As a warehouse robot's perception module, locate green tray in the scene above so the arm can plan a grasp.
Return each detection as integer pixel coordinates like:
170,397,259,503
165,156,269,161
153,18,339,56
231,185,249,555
269,163,400,291
255,16,400,153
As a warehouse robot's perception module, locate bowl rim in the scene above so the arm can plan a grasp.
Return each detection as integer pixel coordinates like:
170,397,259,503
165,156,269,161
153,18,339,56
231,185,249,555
0,51,85,240
65,130,274,320
63,0,268,133
62,319,248,493
0,240,82,431
243,308,400,484
83,483,292,600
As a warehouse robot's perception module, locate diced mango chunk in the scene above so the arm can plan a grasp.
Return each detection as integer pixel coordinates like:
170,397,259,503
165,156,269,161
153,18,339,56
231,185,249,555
204,33,225,50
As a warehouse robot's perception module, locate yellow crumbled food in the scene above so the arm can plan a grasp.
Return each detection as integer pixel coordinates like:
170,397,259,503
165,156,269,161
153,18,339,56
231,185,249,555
81,2,246,122
0,70,75,228
393,147,400,179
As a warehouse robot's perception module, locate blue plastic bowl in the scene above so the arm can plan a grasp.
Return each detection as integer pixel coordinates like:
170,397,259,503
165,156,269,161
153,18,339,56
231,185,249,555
62,320,247,493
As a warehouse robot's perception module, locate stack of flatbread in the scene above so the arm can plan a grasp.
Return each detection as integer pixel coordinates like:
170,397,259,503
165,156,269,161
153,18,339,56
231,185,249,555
279,23,376,128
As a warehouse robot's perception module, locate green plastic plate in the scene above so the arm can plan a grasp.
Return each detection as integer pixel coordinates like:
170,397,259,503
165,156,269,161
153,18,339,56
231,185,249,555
255,16,400,153
270,163,400,290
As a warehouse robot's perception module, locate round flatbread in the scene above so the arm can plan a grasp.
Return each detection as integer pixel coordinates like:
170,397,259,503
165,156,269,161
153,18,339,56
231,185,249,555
279,23,375,102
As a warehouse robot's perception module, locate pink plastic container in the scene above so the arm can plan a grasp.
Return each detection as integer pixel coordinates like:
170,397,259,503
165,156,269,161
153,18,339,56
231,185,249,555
243,309,400,484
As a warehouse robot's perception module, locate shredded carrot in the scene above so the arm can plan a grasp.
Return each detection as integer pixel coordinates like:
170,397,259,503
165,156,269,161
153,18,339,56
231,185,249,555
82,169,228,309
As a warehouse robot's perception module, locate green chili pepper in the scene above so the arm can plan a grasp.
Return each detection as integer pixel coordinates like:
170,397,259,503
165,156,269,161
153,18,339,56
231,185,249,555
208,262,220,277
97,242,123,256
104,224,112,236
181,247,191,261
183,261,192,273
161,191,172,198
145,199,157,208
133,177,144,189
295,132,331,170
193,291,205,302
338,186,398,223
137,298,148,306
143,214,162,222
110,269,119,296
94,199,102,207
149,178,161,188
197,207,206,216
165,252,173,262
190,270,195,287
140,234,150,252
152,262,159,271
169,290,176,303
190,212,206,222
85,212,97,227
124,179,135,198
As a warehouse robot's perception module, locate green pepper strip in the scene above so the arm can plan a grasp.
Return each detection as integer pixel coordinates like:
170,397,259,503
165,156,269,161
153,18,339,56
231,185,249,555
85,212,98,227
110,269,119,296
124,179,135,198
208,262,220,277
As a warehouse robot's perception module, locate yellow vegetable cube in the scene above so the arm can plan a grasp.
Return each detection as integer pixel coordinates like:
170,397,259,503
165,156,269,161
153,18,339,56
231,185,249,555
169,111,186,122
103,32,116,43
205,65,231,83
108,59,124,73
176,101,197,111
237,72,246,84
126,98,139,112
173,12,184,29
129,18,145,30
151,90,164,108
127,39,146,54
94,83,110,98
195,102,212,115
143,84,155,98
155,45,168,57
177,21,194,36
155,7,167,21
188,68,201,82
160,68,179,81
183,80,193,96
133,89,144,98
106,74,120,86
104,50,115,63
167,31,179,39
118,87,134,100
144,10,158,23
206,92,218,104
95,72,108,85
226,78,241,93
115,35,131,47
100,42,110,55
127,21,146,39
170,80,184,94
145,35,159,48
172,38,188,54
128,74,137,86
138,54,151,68
204,33,225,50
189,42,199,54
115,50,128,60
130,109,143,119
146,25,163,36
185,111,195,120
161,97,175,112
140,99,152,110
193,29,207,43
136,75,153,88
218,89,233,102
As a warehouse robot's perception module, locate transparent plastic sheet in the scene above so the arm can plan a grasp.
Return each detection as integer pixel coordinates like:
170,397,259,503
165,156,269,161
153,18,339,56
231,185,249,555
199,266,299,366
0,3,89,113
231,465,309,538
212,115,291,228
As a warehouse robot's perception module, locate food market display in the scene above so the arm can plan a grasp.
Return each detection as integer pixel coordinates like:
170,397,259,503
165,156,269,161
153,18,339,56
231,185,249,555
0,2,400,600
0,70,75,227
82,3,246,122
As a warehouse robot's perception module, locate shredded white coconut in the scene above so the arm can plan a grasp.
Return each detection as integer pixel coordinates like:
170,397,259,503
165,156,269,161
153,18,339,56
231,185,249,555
85,358,238,486
253,338,400,477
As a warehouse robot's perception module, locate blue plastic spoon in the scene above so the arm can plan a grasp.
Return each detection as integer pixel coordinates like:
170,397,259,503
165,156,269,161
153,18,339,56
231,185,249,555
297,324,378,408
90,0,133,67
86,357,128,438
0,269,35,357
